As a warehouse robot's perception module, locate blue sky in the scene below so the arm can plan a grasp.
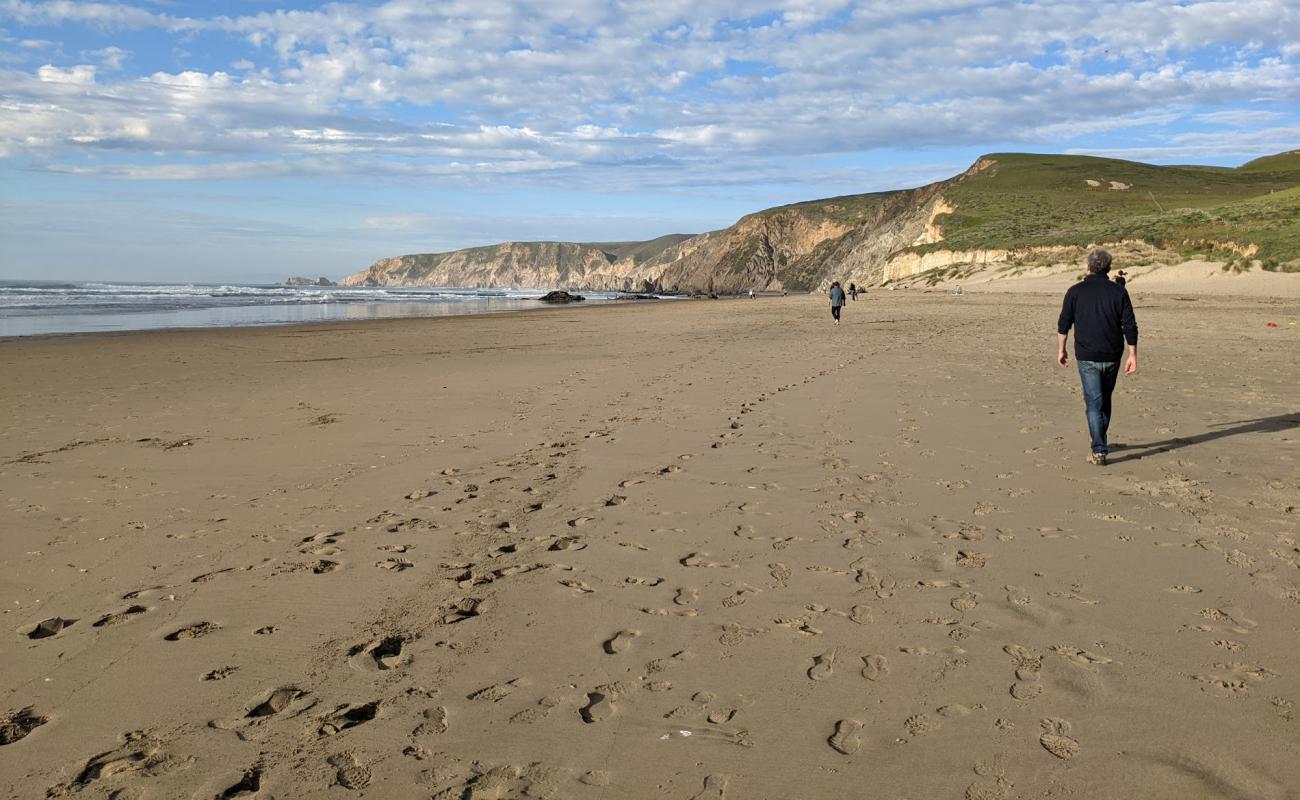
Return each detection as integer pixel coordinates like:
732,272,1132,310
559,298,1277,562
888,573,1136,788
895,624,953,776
1,0,1297,283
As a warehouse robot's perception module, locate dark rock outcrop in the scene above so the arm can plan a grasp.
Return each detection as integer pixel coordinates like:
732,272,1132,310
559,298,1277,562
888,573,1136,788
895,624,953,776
537,291,585,303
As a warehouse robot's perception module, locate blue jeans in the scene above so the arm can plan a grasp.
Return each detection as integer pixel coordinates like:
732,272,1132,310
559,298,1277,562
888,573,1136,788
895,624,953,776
1077,360,1120,454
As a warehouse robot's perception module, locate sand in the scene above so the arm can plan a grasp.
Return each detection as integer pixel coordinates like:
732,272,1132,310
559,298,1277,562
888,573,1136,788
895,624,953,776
1,290,1298,799
895,258,1300,299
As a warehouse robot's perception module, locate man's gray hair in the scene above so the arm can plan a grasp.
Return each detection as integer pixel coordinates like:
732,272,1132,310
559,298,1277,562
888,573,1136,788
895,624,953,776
1087,249,1113,273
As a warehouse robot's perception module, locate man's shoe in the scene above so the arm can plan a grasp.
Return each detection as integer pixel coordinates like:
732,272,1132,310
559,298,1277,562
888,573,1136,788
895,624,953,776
1087,452,1107,466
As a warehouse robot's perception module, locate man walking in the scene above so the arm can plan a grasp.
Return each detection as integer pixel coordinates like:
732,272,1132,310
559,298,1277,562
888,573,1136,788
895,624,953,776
829,281,846,325
1057,249,1138,465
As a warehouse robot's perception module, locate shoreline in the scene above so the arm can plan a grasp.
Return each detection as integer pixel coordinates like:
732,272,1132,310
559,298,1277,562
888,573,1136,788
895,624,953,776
0,293,688,344
4,277,1297,344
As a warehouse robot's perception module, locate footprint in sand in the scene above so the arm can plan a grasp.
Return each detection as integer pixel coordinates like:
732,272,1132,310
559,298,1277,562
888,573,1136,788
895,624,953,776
217,765,264,798
0,707,48,745
549,537,586,552
510,697,562,725
413,706,449,735
21,617,76,639
721,585,758,608
1039,718,1080,759
47,731,193,794
317,700,381,737
469,681,521,703
247,687,311,719
300,531,344,555
191,567,237,583
950,593,980,612
329,751,372,790
165,621,220,641
375,558,415,572
210,687,317,738
675,587,700,606
1051,645,1112,667
625,576,664,586
682,552,738,568
828,719,863,754
848,605,873,624
349,636,410,671
689,774,730,799
642,607,698,617
861,654,890,682
272,559,339,575
559,579,595,594
580,691,617,723
905,713,939,736
1004,586,1031,606
604,630,640,654
808,649,837,681
440,597,491,624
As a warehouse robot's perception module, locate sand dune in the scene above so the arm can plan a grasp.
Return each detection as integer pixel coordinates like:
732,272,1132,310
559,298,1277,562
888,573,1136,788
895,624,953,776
2,291,1297,799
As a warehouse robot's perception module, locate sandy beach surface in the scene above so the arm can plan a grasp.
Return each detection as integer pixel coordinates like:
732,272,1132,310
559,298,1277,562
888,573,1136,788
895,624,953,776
2,289,1298,800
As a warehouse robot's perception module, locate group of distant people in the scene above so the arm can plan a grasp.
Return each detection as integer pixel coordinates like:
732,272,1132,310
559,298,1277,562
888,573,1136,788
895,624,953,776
825,249,1138,465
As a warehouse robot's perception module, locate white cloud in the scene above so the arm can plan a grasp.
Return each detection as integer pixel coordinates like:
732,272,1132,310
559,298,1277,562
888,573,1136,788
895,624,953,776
0,0,1296,187
83,44,128,68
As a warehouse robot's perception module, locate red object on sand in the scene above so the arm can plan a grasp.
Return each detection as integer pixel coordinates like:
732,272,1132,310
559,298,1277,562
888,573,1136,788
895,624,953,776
1266,322,1278,328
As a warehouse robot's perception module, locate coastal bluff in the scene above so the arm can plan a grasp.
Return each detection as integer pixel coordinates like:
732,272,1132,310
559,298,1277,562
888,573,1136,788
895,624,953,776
342,151,1300,294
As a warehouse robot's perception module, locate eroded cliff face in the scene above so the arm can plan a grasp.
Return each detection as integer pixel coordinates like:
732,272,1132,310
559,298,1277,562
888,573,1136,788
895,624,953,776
340,242,666,292
341,185,956,293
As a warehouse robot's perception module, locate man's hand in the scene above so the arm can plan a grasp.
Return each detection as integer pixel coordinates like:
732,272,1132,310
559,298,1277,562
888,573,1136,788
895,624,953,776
1057,333,1069,367
1057,350,1068,367
1124,354,1137,375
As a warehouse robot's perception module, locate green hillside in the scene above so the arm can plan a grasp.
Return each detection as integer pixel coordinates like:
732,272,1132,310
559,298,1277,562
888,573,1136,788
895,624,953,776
1237,149,1300,173
583,234,696,264
749,190,905,227
927,152,1300,263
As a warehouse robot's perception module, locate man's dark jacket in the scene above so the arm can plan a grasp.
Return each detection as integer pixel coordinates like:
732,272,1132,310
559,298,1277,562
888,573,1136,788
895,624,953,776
1057,273,1138,362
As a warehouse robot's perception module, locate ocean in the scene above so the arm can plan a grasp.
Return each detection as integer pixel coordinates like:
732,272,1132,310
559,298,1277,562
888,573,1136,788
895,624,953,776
0,281,646,338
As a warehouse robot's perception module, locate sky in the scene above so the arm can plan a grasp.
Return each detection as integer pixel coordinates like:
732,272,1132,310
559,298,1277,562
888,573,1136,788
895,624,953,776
0,1,1297,283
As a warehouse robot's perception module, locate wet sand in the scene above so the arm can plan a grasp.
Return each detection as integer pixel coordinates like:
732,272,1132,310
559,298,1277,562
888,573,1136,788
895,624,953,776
2,291,1298,799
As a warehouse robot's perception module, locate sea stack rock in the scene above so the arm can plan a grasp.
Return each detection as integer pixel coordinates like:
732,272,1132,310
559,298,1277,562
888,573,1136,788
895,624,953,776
285,276,337,286
538,290,585,303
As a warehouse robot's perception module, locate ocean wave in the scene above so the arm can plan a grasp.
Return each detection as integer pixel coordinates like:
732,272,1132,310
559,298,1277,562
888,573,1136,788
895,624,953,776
0,281,633,318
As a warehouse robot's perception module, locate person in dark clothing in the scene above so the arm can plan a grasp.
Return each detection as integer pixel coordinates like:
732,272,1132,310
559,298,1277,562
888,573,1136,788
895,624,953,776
829,281,845,325
849,283,858,301
1057,249,1139,465
1114,270,1127,288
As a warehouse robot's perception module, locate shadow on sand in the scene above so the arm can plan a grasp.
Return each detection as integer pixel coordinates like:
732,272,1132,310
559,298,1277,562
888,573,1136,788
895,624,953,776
1109,412,1299,464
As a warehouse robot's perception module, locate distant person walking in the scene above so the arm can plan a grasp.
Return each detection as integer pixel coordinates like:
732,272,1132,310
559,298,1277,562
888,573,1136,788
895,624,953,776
829,281,846,325
849,283,858,301
1057,249,1138,465
1114,270,1127,288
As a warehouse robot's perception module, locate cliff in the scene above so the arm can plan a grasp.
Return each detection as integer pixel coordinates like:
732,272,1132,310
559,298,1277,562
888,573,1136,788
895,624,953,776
341,152,1300,292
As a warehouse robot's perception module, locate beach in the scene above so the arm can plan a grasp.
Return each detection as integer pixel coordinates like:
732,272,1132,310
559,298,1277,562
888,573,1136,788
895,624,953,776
2,290,1297,799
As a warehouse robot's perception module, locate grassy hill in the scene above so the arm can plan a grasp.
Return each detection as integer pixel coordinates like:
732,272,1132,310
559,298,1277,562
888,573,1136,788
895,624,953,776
582,234,696,264
924,152,1300,265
